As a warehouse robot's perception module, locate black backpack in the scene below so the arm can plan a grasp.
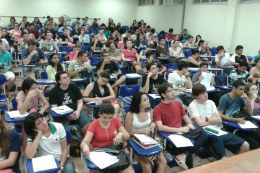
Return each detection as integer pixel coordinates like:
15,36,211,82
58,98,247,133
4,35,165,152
123,65,138,84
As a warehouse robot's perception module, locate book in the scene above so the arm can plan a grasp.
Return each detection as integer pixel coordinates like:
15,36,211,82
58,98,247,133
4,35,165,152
32,155,57,172
51,105,73,115
133,134,158,145
7,111,29,119
132,137,159,149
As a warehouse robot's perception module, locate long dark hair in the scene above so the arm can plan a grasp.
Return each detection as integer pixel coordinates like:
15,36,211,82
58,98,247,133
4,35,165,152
195,35,202,44
49,53,63,72
24,112,45,140
129,92,150,113
99,101,115,116
136,33,142,43
0,120,11,158
22,78,37,93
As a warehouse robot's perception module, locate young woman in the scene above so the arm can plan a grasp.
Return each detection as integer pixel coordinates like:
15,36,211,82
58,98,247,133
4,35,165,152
34,17,42,28
121,40,141,74
134,33,146,50
24,112,76,173
194,35,202,47
249,58,260,84
149,36,159,49
8,17,16,28
19,21,26,31
112,29,121,42
46,53,65,81
108,18,115,33
85,25,93,36
79,28,90,43
198,41,211,56
131,20,138,28
125,92,167,173
83,70,120,117
174,34,183,48
187,49,201,67
81,102,134,173
169,40,184,60
97,28,107,43
0,120,21,173
8,23,21,42
71,25,80,37
183,36,194,48
245,84,260,116
142,23,147,33
116,22,124,35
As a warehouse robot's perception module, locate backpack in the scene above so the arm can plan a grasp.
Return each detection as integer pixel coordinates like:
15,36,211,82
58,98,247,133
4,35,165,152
69,125,83,157
123,65,138,84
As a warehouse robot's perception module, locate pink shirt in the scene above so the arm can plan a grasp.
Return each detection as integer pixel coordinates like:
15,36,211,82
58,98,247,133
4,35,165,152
121,48,137,61
117,41,124,49
69,51,91,62
165,33,175,40
16,89,42,111
10,29,21,42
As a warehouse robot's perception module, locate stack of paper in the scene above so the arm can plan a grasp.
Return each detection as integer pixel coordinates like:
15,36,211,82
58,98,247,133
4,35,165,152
201,72,213,88
88,152,119,169
7,111,29,119
32,155,57,172
168,135,194,148
133,134,158,145
51,105,73,115
148,94,161,99
203,125,227,136
238,121,258,129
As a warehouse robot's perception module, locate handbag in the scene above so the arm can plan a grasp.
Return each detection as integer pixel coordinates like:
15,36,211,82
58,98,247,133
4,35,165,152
182,127,204,139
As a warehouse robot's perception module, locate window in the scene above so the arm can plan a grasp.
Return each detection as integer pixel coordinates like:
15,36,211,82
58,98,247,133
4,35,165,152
139,0,154,6
241,0,260,3
159,0,183,5
193,0,228,3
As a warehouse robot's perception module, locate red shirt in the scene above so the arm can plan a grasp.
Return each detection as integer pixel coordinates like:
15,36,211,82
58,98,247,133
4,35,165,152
153,101,186,128
28,29,41,39
88,117,122,150
165,33,175,40
69,51,90,62
121,48,137,61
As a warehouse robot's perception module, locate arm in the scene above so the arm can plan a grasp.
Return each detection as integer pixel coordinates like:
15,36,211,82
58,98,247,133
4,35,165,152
110,55,121,62
3,62,13,72
97,61,106,74
22,50,37,65
81,131,94,158
67,64,83,77
155,121,182,133
38,92,50,114
90,41,97,51
188,57,200,66
185,77,193,89
160,65,166,73
135,52,140,62
17,96,32,114
100,83,116,101
117,126,131,141
182,115,192,126
83,84,95,103
52,40,59,52
59,139,68,168
25,131,42,159
216,56,222,67
121,53,126,61
76,99,83,115
5,43,10,52
67,35,73,42
207,48,212,56
218,110,240,123
0,152,19,169
143,74,151,94
242,98,253,116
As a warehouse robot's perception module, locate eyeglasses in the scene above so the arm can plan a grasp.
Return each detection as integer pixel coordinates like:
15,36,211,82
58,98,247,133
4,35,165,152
36,117,45,126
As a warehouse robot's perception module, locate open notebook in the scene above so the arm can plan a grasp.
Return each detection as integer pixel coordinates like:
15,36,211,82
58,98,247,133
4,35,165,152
51,105,73,115
88,152,119,169
32,155,57,172
7,111,29,119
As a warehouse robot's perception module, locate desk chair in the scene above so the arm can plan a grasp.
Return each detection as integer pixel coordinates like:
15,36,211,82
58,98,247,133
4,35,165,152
0,74,10,113
88,57,102,72
82,46,89,52
184,51,192,58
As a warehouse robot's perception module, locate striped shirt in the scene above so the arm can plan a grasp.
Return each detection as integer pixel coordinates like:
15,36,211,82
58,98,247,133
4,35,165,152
21,47,45,65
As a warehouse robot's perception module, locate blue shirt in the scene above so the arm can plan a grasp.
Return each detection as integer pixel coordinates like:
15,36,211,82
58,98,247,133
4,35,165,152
58,26,72,33
253,55,259,61
0,50,13,72
218,93,247,117
21,47,45,65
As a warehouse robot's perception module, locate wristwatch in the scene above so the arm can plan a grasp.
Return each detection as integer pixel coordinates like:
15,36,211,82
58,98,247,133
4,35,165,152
61,167,64,172
205,117,209,122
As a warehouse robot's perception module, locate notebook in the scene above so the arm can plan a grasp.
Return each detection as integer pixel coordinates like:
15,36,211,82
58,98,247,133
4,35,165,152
32,155,57,172
132,137,159,149
133,134,158,145
7,111,29,119
88,152,119,169
51,105,73,115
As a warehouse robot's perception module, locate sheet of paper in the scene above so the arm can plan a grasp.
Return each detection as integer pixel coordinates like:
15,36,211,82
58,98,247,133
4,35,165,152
134,134,158,145
168,135,194,148
188,68,199,71
252,116,260,120
148,94,161,99
201,72,213,88
207,86,216,91
203,125,227,136
88,152,119,169
238,121,258,129
36,79,54,84
125,74,141,78
32,155,57,172
7,111,29,118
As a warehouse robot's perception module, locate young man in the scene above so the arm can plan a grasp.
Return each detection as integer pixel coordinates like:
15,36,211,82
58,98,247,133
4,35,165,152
72,17,81,26
96,51,126,96
49,71,91,137
168,61,193,106
58,22,72,34
229,61,249,85
20,16,30,27
1,38,10,52
121,30,132,40
146,28,157,41
90,35,106,51
43,24,57,40
21,40,48,80
165,28,174,42
68,50,92,92
106,42,122,64
0,28,11,43
0,39,15,98
40,31,59,53
215,45,232,67
142,51,166,73
218,80,260,150
156,38,167,58
59,28,73,44
188,84,249,160
18,32,29,53
154,83,208,169
230,45,253,66
28,23,41,41
252,50,260,62
81,16,90,27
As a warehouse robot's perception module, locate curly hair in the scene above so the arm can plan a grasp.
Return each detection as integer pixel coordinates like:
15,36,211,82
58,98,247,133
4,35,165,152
0,120,11,158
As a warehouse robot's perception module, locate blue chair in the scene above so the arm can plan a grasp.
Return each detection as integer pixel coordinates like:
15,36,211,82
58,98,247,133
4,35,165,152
184,51,192,58
215,75,227,86
82,46,89,52
211,47,217,56
40,72,48,79
59,46,73,56
89,57,102,72
165,63,178,71
59,56,64,63
122,26,129,33
0,74,9,112
120,66,126,74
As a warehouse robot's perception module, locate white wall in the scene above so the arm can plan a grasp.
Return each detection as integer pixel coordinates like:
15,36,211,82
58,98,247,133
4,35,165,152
136,0,183,33
0,0,138,27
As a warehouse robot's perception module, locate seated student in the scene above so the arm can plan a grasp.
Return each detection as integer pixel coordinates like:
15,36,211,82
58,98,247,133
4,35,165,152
230,45,253,66
121,30,132,41
100,24,110,38
117,37,127,49
249,58,260,84
146,28,157,42
245,84,260,116
40,31,59,53
183,35,193,48
149,36,159,49
71,25,80,41
69,43,91,62
43,24,57,40
81,101,135,173
85,25,93,36
172,34,183,48
72,17,81,26
218,80,260,150
121,40,141,74
79,28,90,43
28,23,41,41
58,22,72,34
179,29,189,41
1,28,12,44
90,35,106,52
198,41,211,56
18,32,29,53
21,40,48,80
83,70,120,117
188,84,250,160
194,35,202,47
49,71,91,136
168,61,193,106
252,50,260,62
1,38,10,52
130,28,139,41
229,61,249,85
59,28,73,44
187,49,200,67
46,53,65,81
112,29,121,42
81,17,90,27
125,92,167,173
165,28,175,42
154,83,208,169
134,33,146,50
139,45,152,59
8,23,21,42
24,112,76,173
169,40,184,61
97,28,107,43
215,45,232,67
68,50,93,92
0,119,21,173
0,40,15,98
156,38,167,58
142,51,166,74
106,42,122,64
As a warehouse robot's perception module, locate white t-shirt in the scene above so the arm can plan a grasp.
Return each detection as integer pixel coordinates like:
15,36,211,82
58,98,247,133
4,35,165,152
1,38,9,50
230,54,248,63
215,53,231,66
169,47,182,56
188,99,220,129
168,72,188,96
27,122,66,161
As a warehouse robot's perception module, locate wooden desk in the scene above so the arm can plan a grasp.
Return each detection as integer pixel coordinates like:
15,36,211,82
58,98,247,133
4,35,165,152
183,149,260,173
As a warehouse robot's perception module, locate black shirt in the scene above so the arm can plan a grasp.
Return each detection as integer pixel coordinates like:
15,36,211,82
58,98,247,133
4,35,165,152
96,60,119,74
90,41,103,50
1,34,11,43
60,34,70,42
142,74,167,94
49,84,82,110
44,29,56,39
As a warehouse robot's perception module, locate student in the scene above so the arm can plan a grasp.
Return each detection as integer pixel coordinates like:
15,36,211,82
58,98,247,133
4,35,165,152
46,53,65,81
81,17,90,27
169,40,184,61
34,17,42,28
139,45,152,59
142,51,166,73
43,24,57,40
1,28,11,43
156,38,167,58
252,50,260,62
130,28,139,41
28,23,41,41
24,113,76,173
121,40,141,74
8,23,21,42
0,40,15,98
1,38,11,52
145,28,157,41
91,18,99,30
168,61,193,106
125,92,167,173
18,32,29,53
183,35,194,48
97,28,107,43
8,16,16,28
154,83,208,169
58,28,73,44
245,84,260,116
40,31,59,53
187,49,200,67
83,70,120,117
81,101,135,173
134,33,146,50
249,58,260,84
215,45,232,67
198,41,211,56
85,25,93,36
165,28,175,42
69,43,90,62
79,28,90,43
218,80,260,150
149,36,159,49
194,35,202,47
49,71,91,136
179,29,189,41
229,61,249,85
71,25,80,37
90,35,106,52
112,29,121,42
20,16,30,27
21,39,48,80
188,84,249,160
107,42,122,63
230,45,253,66
58,22,72,34
72,17,81,26
121,30,132,41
